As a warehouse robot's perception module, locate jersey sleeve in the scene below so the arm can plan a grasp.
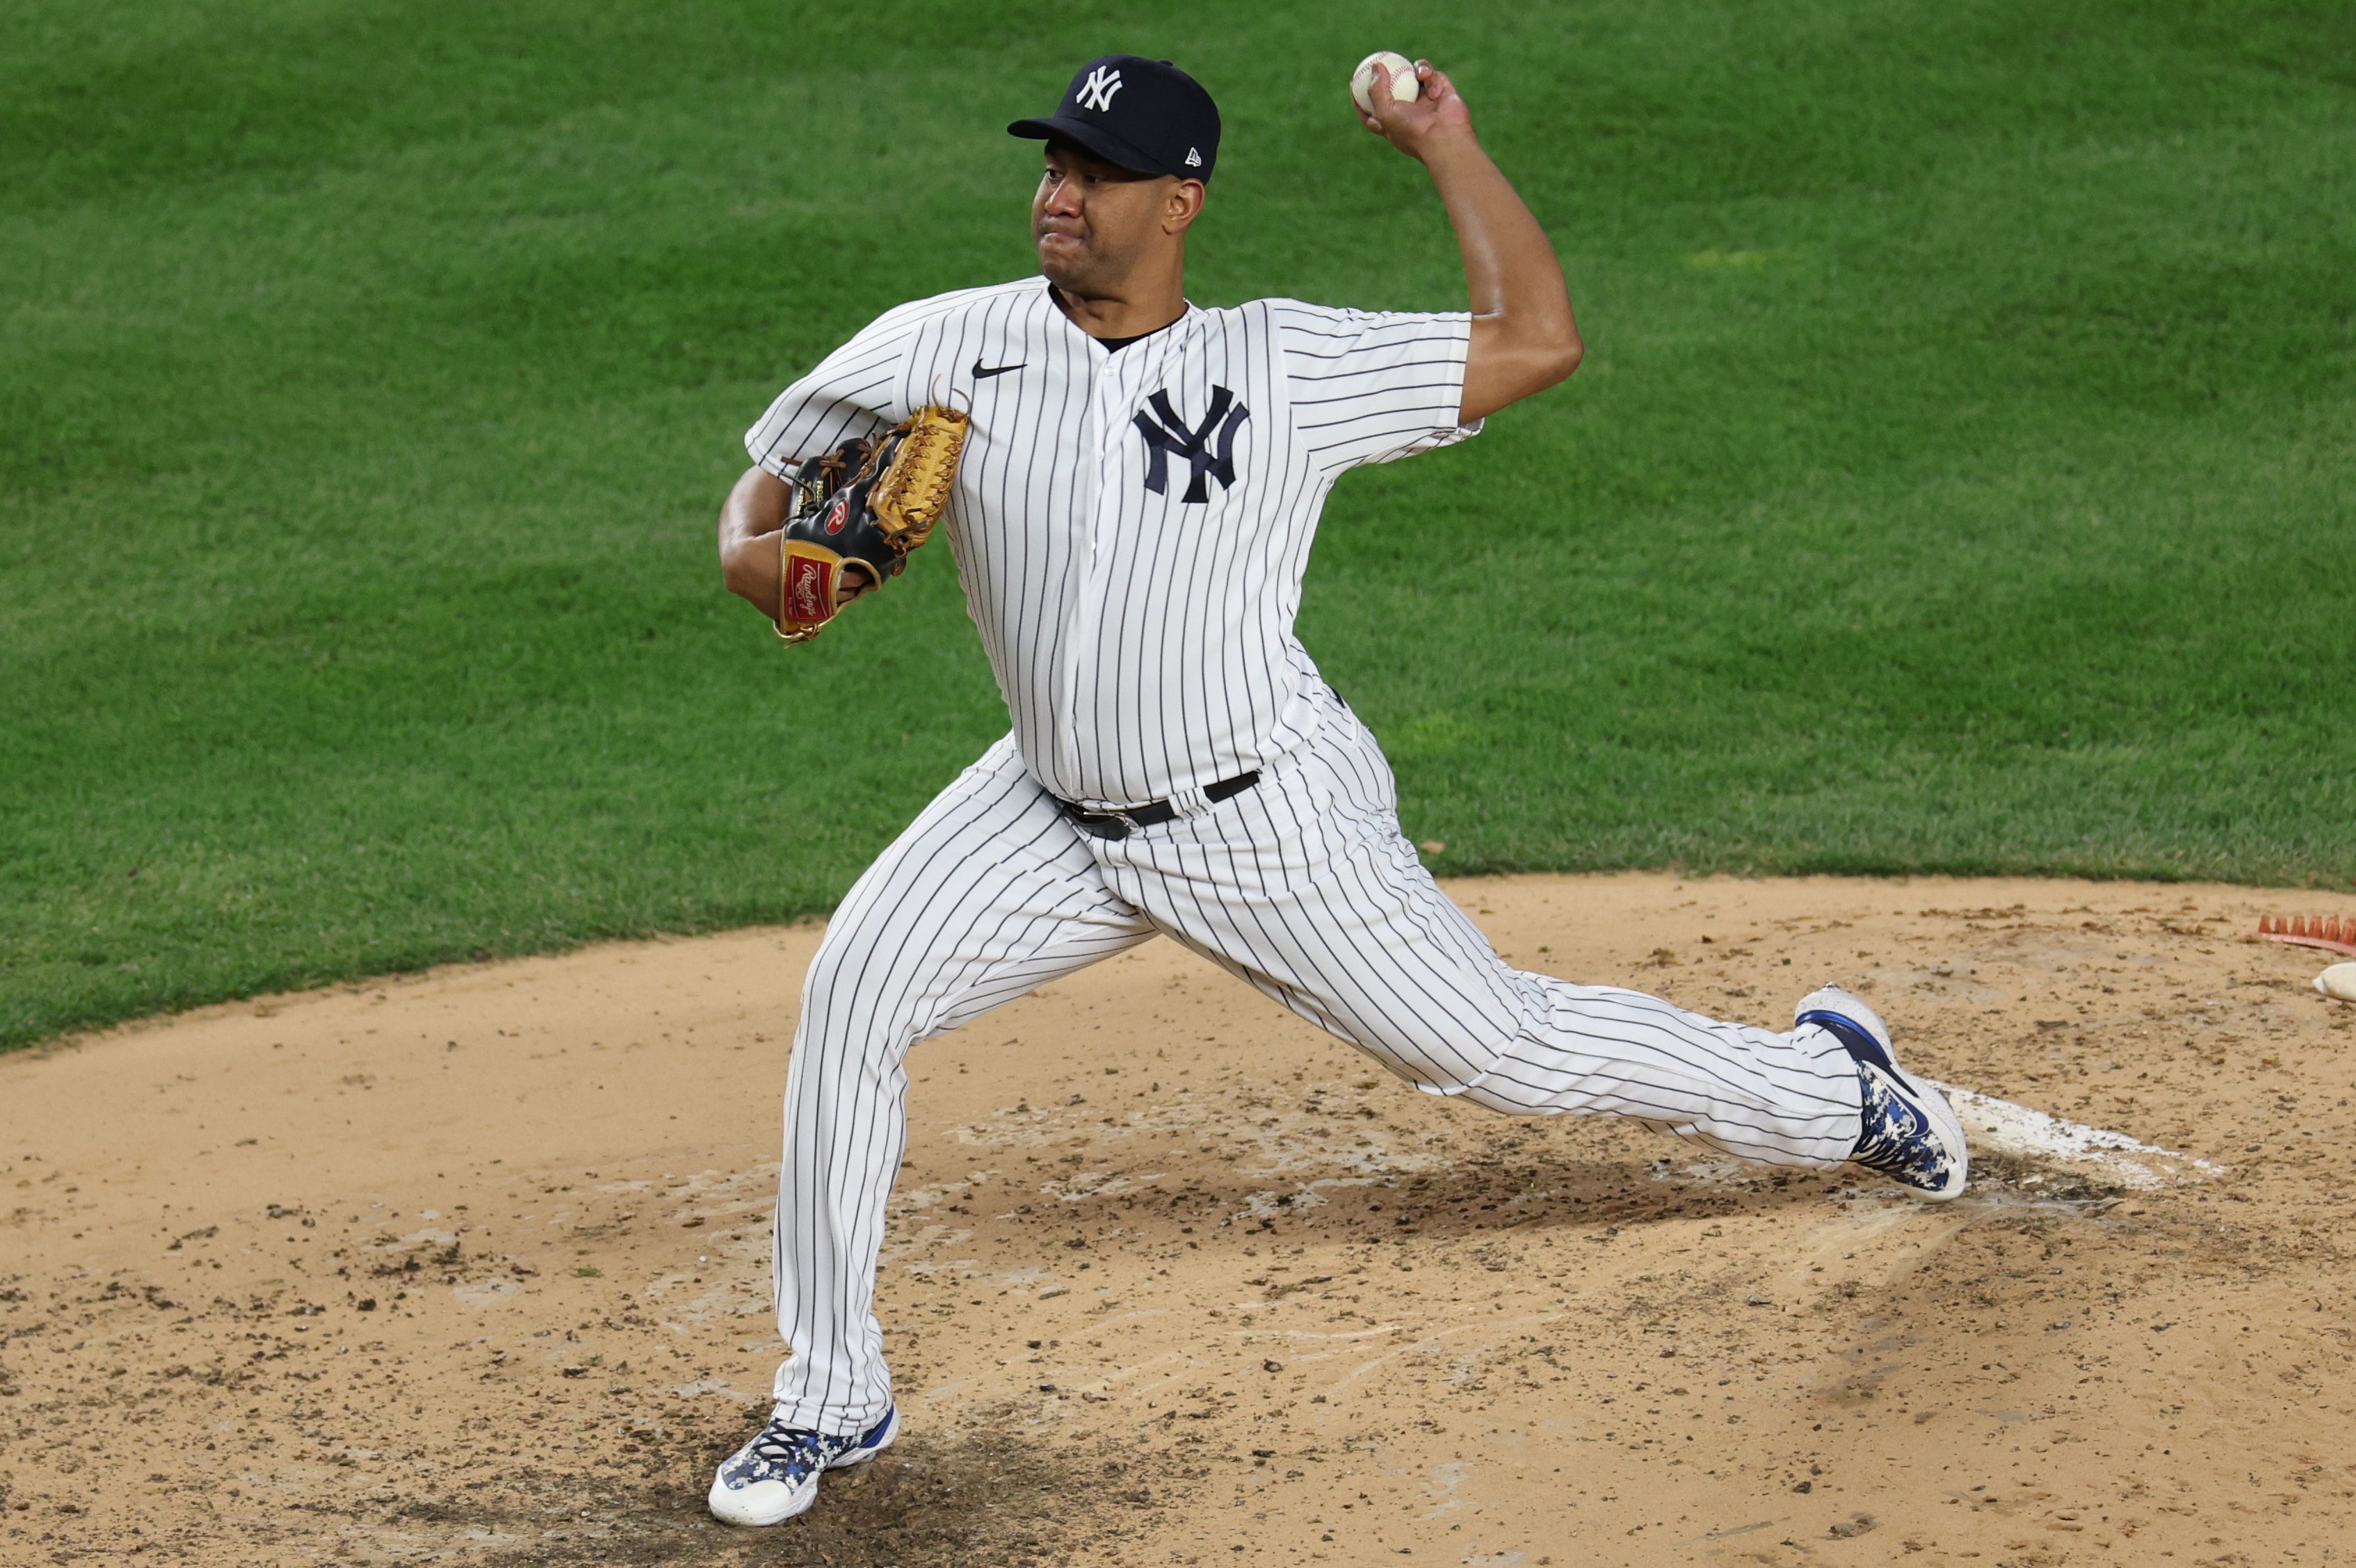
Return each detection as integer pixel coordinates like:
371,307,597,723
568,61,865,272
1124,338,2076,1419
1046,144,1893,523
743,300,934,476
1269,300,1483,474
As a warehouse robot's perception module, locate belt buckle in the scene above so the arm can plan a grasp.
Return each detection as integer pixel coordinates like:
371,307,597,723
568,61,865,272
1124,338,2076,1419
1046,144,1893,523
1065,804,1135,841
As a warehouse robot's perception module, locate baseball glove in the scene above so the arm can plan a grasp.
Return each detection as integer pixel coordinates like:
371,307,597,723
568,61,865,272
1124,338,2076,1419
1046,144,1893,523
775,404,970,644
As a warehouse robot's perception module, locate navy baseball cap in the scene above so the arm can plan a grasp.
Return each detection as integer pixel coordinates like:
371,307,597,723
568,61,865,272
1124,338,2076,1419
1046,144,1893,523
1008,55,1220,184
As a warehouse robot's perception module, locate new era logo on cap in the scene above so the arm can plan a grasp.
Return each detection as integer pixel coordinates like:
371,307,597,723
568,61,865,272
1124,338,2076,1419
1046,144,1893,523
1008,55,1222,184
1076,65,1124,113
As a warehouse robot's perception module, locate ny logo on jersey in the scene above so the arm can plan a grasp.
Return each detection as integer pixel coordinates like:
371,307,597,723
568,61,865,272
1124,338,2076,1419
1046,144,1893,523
1076,66,1124,113
1133,386,1249,504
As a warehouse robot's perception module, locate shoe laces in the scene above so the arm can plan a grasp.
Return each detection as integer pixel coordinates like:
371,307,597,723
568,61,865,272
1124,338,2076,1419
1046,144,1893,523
739,1418,828,1481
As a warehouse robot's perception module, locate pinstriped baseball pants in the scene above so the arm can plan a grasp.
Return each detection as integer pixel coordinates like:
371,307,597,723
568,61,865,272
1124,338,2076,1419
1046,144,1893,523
768,685,1864,1434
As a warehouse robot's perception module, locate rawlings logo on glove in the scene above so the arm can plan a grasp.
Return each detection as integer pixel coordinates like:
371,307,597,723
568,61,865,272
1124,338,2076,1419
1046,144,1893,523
775,405,970,645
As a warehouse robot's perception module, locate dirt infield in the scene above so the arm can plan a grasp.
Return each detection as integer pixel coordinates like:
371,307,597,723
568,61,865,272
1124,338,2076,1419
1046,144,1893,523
5,872,2355,1567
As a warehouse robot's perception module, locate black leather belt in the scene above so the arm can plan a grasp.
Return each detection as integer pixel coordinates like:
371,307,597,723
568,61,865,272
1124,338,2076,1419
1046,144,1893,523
1054,771,1261,841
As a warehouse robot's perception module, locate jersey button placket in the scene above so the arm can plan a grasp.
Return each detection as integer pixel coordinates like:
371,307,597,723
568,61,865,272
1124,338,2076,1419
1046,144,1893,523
1058,350,1131,798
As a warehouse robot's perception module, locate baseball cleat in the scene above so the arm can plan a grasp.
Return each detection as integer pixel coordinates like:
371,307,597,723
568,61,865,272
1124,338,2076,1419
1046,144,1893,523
707,1404,898,1526
1795,986,1969,1200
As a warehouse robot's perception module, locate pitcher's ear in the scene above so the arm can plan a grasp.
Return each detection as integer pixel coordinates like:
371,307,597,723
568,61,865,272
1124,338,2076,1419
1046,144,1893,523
1166,178,1206,232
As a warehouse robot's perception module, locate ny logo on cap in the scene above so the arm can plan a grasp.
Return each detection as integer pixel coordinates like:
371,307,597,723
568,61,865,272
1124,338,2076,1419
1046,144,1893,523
1076,65,1124,113
1134,386,1249,504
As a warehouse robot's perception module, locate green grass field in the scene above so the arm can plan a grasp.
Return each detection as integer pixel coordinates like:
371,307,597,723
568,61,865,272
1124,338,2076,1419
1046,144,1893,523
4,0,2353,1050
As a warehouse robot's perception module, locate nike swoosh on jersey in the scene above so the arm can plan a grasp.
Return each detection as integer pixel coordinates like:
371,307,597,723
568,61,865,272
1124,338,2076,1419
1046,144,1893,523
972,360,1026,380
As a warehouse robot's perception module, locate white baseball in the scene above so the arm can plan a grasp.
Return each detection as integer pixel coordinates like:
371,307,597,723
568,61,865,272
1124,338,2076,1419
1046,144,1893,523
2318,962,2356,1003
1351,51,1421,118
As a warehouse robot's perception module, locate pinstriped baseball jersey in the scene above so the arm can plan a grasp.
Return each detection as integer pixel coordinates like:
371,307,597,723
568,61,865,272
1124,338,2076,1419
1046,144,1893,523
745,276,1480,807
731,281,1887,1450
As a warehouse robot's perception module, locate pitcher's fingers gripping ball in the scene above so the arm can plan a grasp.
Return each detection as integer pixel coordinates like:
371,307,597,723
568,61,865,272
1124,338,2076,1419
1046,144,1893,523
773,404,969,642
1350,50,1419,118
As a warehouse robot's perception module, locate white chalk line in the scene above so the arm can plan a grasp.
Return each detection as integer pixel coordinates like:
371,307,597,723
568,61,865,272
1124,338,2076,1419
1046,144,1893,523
1925,1079,2223,1191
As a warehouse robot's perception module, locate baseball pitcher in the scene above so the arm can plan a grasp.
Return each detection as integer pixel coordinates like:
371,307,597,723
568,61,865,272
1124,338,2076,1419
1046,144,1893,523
707,53,1969,1526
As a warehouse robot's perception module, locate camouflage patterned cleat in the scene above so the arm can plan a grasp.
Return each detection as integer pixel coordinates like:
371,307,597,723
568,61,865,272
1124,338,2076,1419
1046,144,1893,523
1796,986,1969,1200
707,1405,898,1526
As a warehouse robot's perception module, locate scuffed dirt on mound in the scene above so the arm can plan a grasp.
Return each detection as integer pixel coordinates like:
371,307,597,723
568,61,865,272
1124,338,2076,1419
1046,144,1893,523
4,872,2355,1566
349,1419,1152,1567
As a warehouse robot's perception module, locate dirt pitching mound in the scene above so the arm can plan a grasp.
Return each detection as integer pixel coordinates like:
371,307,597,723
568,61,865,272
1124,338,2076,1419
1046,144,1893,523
5,872,2355,1567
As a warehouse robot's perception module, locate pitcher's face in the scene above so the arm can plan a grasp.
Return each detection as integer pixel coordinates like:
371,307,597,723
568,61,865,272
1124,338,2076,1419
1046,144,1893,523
1032,141,1181,293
